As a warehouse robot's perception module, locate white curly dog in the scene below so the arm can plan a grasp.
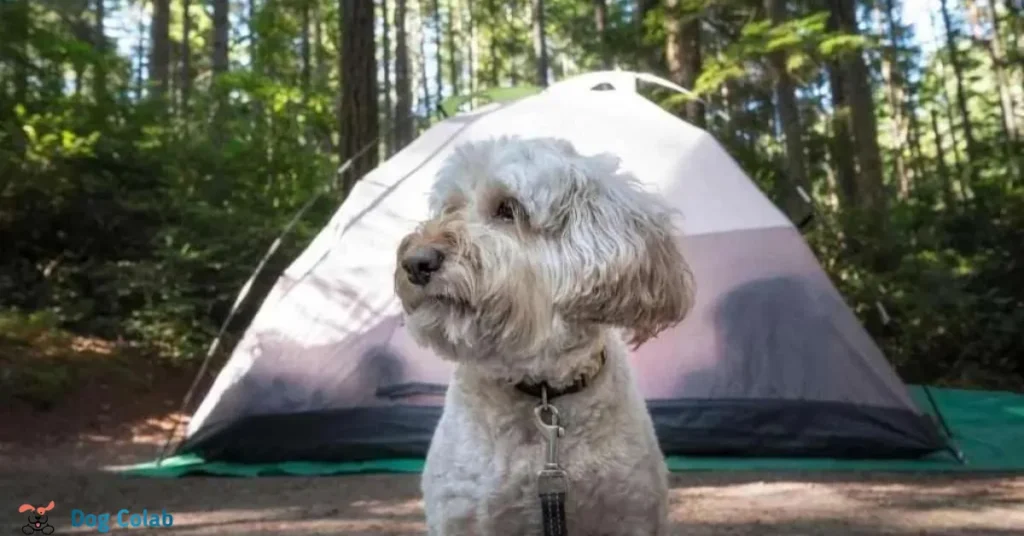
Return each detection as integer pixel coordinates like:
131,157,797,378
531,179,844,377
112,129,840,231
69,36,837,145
394,136,694,535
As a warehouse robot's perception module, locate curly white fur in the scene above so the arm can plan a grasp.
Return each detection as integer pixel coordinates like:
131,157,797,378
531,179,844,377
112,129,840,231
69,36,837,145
394,136,694,535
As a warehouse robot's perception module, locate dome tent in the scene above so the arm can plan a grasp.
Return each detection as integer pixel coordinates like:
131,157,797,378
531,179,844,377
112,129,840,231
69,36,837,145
175,72,947,465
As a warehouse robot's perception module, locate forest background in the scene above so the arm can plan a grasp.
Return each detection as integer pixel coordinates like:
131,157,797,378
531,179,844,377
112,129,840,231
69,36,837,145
1,0,1021,409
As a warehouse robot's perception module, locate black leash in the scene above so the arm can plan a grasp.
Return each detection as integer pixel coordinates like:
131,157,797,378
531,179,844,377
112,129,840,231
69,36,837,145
518,353,605,536
539,484,568,536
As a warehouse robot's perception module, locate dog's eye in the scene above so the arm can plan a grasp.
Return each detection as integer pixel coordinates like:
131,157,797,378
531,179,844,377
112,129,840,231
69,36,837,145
493,199,519,223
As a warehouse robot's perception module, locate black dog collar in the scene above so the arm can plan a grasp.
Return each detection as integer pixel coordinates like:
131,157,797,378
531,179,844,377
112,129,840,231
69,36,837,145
513,350,606,401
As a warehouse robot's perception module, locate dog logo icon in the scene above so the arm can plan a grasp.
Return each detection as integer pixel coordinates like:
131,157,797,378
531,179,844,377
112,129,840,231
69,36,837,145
18,502,56,534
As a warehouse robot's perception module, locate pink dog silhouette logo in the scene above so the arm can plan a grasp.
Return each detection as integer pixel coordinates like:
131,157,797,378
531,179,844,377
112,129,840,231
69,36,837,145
18,501,56,534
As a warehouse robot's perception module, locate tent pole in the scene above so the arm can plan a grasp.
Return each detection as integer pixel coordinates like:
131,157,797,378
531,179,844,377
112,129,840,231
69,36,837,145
794,186,815,230
921,384,967,464
154,140,381,465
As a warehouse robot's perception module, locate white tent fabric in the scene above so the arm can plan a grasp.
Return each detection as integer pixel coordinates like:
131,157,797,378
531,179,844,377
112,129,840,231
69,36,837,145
189,74,789,432
181,72,943,462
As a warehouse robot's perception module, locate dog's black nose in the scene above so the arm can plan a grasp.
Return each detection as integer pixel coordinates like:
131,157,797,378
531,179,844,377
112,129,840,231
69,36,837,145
401,246,445,286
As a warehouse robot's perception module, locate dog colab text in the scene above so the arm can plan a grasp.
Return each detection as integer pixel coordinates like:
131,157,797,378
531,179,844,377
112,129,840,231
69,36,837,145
70,508,174,532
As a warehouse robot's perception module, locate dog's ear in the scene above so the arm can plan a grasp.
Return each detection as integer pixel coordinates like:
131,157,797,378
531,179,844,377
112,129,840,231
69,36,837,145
560,155,695,347
42,501,55,513
19,504,35,513
600,210,694,348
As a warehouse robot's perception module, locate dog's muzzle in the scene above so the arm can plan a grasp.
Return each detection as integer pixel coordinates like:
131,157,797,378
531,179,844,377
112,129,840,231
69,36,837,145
400,245,445,286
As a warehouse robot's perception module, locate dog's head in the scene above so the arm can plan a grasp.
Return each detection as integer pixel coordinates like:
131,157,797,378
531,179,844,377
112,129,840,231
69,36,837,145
19,501,54,522
394,136,693,373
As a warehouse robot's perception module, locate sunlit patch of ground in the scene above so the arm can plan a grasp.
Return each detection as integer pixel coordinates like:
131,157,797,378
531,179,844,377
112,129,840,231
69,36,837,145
667,475,1024,534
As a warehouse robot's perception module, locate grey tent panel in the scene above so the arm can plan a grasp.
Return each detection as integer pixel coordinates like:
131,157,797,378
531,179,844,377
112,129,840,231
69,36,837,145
179,228,946,461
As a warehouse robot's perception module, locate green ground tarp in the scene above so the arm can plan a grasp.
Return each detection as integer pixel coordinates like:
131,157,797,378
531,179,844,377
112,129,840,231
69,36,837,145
118,385,1024,478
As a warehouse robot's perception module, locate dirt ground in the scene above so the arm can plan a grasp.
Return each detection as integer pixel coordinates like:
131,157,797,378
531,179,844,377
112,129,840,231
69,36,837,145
3,469,1023,535
2,363,1023,535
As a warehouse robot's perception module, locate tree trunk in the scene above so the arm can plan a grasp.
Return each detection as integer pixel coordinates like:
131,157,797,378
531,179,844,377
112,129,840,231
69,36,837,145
880,0,909,197
1006,0,1022,69
928,8,965,177
394,0,414,149
488,0,500,85
180,0,193,113
212,0,229,77
70,0,90,99
301,0,312,104
74,65,84,98
1004,0,1023,163
468,0,477,95
149,0,171,99
906,99,927,182
939,0,980,170
382,0,393,154
135,12,146,100
594,0,611,69
447,0,459,96
764,0,808,213
248,0,258,74
720,79,736,142
12,0,29,104
418,0,433,116
533,0,549,86
338,0,380,195
210,0,229,132
664,0,705,127
505,3,520,86
983,0,1019,144
431,0,444,100
835,0,886,215
44,56,62,100
508,12,520,86
930,110,957,209
93,0,108,106
826,11,857,208
904,64,928,183
314,0,326,88
945,96,965,174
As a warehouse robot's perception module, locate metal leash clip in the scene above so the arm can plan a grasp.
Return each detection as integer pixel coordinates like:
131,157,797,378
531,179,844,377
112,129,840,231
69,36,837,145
533,388,569,496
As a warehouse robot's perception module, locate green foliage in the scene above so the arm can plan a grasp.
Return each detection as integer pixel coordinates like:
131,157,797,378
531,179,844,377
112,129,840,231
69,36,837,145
806,185,1024,389
438,85,543,116
1,0,338,364
695,10,842,94
818,34,869,56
